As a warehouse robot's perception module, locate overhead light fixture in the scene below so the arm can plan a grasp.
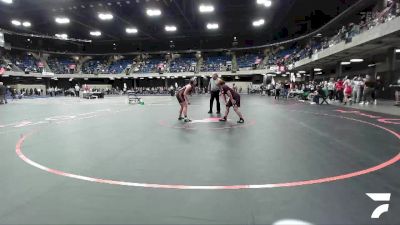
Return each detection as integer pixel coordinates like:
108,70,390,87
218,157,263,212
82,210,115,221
395,49,400,53
55,17,70,24
146,8,161,17
199,4,214,13
22,21,31,27
257,0,272,7
298,71,306,74
165,25,177,32
314,68,322,72
206,23,219,30
98,13,113,20
126,27,138,34
341,61,351,65
316,72,323,75
252,19,265,27
350,59,363,62
55,33,68,39
90,31,102,36
368,63,376,67
11,20,21,26
1,0,12,4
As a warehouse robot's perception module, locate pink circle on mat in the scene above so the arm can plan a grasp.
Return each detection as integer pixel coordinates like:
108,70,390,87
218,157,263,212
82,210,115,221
16,113,400,190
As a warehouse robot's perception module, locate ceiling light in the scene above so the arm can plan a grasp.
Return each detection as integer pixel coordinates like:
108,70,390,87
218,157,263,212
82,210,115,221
199,4,214,13
90,31,102,36
368,64,376,67
316,72,323,75
11,20,21,26
126,27,138,34
257,0,272,7
314,68,322,71
165,25,177,32
298,71,306,73
22,21,31,27
98,13,113,20
341,61,351,65
55,17,70,24
146,8,161,17
22,21,32,27
252,19,265,27
395,49,400,53
206,23,219,30
55,33,68,39
1,0,12,4
350,59,364,62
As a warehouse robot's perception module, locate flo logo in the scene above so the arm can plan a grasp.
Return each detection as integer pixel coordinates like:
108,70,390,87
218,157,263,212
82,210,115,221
366,193,391,219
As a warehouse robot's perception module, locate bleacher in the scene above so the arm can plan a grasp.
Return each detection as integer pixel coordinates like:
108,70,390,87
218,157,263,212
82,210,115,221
109,59,131,74
11,54,39,72
138,58,165,73
48,57,75,74
202,55,230,72
82,59,109,74
237,54,262,68
170,57,196,73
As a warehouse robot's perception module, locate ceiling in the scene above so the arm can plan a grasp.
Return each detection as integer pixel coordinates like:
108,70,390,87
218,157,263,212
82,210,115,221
0,0,360,53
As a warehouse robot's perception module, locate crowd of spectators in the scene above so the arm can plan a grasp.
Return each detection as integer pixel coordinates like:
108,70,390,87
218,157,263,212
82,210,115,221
266,0,400,71
260,74,386,106
1,1,399,77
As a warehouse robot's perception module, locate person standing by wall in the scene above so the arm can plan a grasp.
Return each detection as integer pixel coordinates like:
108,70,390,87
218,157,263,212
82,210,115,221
361,75,375,105
374,75,384,105
335,79,344,102
74,84,80,97
0,82,7,104
327,78,335,100
208,73,221,114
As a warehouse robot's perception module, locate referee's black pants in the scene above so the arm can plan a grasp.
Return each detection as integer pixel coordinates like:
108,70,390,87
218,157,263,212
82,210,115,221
209,90,220,113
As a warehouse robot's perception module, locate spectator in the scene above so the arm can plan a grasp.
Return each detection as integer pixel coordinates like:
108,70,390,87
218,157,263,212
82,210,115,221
0,82,7,104
361,75,375,105
335,79,344,102
74,84,80,97
373,76,384,105
327,79,335,100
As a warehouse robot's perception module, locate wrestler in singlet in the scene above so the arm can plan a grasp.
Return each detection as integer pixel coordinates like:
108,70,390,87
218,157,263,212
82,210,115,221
221,84,241,107
176,85,190,103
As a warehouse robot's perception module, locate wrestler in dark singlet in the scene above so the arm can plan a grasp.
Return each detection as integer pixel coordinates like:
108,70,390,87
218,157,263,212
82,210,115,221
217,80,244,123
177,78,196,122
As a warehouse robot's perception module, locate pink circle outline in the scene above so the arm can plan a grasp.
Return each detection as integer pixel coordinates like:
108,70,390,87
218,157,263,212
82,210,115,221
15,113,400,190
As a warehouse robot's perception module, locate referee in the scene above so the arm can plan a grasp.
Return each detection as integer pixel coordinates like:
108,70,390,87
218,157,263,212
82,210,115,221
208,73,221,114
